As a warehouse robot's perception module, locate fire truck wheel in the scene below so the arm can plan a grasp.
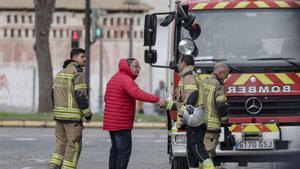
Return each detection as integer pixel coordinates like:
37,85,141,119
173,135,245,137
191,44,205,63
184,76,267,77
171,157,188,169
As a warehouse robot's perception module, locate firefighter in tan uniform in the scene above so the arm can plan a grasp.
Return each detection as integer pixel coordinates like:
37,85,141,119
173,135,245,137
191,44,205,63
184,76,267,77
48,48,92,169
165,55,215,169
199,63,229,161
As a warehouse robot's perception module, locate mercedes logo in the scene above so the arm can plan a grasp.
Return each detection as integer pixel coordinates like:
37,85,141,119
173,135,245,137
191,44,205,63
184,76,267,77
245,97,262,115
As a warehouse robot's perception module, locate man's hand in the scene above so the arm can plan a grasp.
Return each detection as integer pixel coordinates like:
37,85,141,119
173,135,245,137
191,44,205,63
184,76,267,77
158,99,166,108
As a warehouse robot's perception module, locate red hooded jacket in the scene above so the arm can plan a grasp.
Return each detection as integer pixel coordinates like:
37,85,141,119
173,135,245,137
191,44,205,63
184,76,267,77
103,59,160,131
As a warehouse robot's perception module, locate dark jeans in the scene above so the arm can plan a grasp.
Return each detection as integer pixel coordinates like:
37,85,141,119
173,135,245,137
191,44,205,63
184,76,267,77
109,130,132,169
186,124,210,168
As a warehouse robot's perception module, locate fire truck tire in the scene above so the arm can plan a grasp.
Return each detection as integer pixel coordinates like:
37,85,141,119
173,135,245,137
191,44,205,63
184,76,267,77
171,157,188,169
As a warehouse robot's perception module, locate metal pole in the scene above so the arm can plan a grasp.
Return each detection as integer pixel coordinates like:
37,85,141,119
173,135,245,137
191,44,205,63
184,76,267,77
129,16,133,58
99,38,104,113
85,0,91,87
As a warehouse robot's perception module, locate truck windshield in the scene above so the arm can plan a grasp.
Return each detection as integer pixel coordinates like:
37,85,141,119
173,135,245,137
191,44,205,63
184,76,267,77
183,9,300,67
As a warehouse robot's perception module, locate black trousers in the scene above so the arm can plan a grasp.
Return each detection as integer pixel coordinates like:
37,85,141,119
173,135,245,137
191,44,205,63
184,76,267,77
109,130,132,169
186,124,210,168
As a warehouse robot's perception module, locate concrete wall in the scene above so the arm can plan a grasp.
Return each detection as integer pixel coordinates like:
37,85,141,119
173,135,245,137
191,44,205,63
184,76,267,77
0,10,150,113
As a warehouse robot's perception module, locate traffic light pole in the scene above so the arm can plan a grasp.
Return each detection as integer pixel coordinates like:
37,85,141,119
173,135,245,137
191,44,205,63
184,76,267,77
129,17,133,58
85,0,91,87
99,38,104,112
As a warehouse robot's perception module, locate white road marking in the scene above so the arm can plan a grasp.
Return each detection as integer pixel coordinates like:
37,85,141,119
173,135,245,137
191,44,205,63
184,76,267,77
154,139,166,143
12,138,36,141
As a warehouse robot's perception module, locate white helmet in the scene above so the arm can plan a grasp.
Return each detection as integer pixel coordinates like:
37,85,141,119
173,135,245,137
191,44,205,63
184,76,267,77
183,105,205,127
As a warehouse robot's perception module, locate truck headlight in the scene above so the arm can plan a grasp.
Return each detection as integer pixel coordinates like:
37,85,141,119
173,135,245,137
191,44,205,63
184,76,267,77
178,38,199,56
174,135,187,144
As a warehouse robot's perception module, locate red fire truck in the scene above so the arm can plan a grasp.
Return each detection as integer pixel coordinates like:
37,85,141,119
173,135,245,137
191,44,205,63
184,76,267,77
144,0,300,168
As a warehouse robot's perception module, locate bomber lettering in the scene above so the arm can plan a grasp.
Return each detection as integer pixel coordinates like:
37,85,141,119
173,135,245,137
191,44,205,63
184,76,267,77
227,85,292,94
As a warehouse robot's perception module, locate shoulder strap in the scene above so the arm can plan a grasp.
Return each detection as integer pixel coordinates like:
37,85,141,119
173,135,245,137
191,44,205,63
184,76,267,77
182,71,193,78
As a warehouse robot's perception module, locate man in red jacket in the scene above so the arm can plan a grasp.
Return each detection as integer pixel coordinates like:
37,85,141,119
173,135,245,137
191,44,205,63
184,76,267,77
103,58,165,169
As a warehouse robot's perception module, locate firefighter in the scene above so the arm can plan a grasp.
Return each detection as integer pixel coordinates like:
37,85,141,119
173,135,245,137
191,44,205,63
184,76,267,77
165,55,215,169
48,48,92,169
199,63,229,161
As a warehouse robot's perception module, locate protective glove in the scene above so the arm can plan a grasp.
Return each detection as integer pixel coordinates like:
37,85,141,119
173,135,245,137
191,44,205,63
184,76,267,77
84,113,92,122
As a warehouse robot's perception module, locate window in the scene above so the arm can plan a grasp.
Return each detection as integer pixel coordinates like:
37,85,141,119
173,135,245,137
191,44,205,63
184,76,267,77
56,16,60,24
134,31,137,39
124,18,127,25
117,17,121,26
21,15,25,23
14,15,18,23
66,30,69,38
18,29,21,37
25,29,28,37
4,29,7,37
120,31,124,39
63,16,67,24
110,18,114,26
107,30,110,38
60,30,63,38
103,18,107,26
53,30,56,38
7,15,10,23
140,31,143,39
32,29,35,37
114,30,118,38
137,18,140,26
29,15,32,23
130,18,134,26
11,29,14,37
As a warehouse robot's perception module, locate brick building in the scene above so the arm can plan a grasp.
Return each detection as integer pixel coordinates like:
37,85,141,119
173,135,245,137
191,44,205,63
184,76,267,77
0,0,152,113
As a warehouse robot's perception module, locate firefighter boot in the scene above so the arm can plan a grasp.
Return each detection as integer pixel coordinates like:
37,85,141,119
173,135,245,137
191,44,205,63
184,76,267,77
201,159,215,169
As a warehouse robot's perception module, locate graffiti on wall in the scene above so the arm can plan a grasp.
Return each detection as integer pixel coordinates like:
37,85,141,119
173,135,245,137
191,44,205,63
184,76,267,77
0,66,36,113
0,74,9,91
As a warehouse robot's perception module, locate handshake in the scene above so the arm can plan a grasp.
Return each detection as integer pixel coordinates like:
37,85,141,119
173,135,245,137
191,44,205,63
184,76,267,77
157,98,167,108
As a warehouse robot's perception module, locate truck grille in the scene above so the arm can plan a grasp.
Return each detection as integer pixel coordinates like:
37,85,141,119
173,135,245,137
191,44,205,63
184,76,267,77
228,96,300,117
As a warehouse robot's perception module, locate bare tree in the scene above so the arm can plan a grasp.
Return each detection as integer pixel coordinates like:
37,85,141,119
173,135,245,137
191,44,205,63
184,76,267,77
34,0,55,113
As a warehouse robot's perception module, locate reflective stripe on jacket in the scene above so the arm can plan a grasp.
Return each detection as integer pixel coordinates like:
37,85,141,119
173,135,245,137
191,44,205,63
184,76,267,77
199,74,227,130
53,61,89,121
166,66,200,127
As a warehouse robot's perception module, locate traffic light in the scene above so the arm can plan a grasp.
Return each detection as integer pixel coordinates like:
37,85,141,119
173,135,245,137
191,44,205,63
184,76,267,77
91,9,105,44
71,30,80,48
95,27,103,39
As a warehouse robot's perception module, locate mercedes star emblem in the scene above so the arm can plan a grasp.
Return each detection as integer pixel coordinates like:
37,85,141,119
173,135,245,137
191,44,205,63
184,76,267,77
245,97,262,115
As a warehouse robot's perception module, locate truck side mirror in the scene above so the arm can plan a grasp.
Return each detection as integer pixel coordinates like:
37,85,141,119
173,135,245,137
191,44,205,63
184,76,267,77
144,50,157,64
144,15,157,46
160,14,175,27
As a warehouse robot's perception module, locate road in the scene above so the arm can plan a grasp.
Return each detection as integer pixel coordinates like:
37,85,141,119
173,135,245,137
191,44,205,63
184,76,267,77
0,127,290,169
0,127,169,169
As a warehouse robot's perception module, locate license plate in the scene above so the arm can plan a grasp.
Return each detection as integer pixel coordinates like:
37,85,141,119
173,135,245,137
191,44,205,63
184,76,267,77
235,140,274,150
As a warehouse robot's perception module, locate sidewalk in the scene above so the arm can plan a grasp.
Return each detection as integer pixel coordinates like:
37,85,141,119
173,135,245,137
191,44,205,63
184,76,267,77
0,120,167,129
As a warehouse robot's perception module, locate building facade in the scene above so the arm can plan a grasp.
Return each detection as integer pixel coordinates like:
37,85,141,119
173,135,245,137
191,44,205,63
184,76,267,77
0,0,152,113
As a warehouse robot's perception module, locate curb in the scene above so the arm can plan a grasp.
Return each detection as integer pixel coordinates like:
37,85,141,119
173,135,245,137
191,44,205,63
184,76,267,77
0,120,167,129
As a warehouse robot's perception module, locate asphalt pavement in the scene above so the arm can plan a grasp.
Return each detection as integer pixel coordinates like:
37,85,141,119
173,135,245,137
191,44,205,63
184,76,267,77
0,127,292,169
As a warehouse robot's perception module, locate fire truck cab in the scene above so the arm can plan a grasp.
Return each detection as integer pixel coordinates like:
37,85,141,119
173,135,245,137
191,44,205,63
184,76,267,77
143,0,300,168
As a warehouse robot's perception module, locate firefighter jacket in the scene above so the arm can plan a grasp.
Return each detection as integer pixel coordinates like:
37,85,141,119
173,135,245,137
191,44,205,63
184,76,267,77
166,65,200,128
199,73,228,131
52,61,91,122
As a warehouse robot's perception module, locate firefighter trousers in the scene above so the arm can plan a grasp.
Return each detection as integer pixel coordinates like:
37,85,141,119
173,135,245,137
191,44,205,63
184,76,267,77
48,121,83,169
186,124,210,168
